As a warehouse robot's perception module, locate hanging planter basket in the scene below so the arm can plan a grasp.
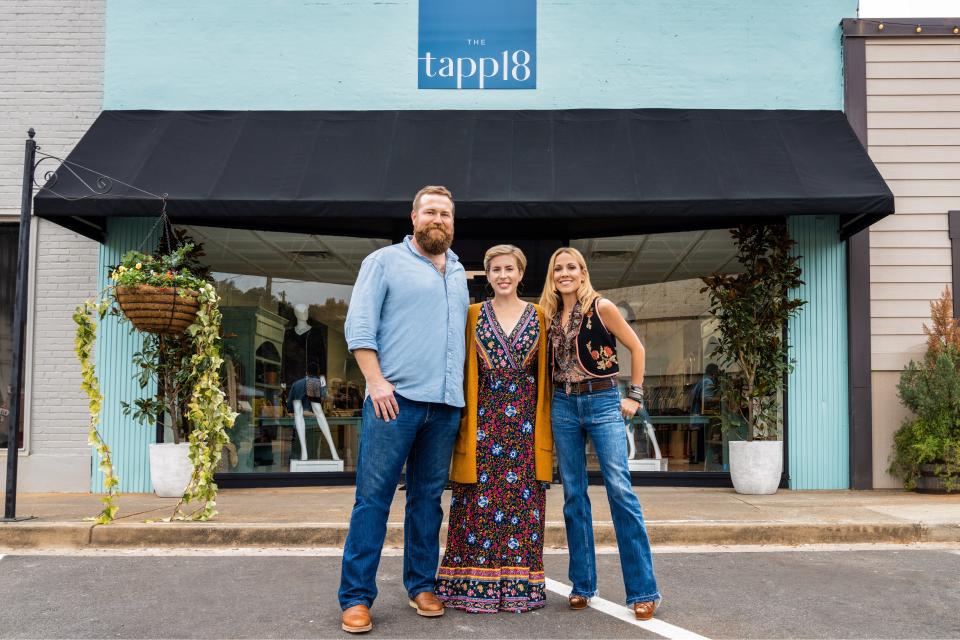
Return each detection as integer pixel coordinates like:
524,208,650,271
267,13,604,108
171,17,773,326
114,284,200,335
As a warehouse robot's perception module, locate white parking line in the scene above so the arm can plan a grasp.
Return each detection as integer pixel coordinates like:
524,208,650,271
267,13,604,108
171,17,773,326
544,577,711,640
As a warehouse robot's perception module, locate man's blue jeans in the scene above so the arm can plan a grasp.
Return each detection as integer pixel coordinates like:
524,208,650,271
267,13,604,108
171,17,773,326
551,387,661,606
338,394,461,610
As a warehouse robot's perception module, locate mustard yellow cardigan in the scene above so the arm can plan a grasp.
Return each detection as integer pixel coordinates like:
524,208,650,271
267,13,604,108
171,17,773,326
450,303,553,483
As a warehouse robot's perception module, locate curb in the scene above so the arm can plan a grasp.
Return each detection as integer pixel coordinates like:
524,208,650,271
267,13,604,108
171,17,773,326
2,521,958,549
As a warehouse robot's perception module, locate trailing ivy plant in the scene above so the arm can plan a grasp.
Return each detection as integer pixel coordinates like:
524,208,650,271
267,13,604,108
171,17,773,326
73,243,236,523
73,299,119,524
170,283,235,520
700,224,806,441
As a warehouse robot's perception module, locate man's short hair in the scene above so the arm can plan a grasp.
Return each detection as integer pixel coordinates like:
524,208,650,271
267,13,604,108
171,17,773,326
412,185,454,213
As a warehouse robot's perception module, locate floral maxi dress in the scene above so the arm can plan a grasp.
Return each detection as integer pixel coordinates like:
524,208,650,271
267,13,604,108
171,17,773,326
435,301,547,613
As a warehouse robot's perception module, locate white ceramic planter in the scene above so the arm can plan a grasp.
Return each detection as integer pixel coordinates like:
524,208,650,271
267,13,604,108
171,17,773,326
729,440,783,495
149,442,192,498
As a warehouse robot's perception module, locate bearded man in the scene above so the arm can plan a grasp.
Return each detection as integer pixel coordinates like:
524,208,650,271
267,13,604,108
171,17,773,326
338,185,469,633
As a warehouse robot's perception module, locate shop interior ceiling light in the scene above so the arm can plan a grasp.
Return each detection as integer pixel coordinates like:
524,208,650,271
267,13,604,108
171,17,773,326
289,250,332,260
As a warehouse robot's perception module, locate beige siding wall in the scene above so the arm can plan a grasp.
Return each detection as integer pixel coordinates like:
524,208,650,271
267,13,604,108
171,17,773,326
866,38,960,488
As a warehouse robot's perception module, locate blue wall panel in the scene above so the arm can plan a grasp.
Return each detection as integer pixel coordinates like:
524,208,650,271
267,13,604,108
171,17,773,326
105,0,855,111
91,218,160,493
787,216,849,490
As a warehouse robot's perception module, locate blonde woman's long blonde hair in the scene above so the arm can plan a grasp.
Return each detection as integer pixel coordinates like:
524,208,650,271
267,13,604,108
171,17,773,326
538,247,601,328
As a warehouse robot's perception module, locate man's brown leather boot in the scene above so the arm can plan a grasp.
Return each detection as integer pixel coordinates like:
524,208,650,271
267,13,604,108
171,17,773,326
408,592,445,617
341,604,373,633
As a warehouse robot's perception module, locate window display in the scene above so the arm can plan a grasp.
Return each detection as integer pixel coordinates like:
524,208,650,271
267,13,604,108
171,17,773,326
571,230,752,473
184,225,761,476
184,225,389,474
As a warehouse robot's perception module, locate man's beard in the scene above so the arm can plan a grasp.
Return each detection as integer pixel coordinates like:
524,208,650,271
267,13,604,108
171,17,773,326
415,224,453,255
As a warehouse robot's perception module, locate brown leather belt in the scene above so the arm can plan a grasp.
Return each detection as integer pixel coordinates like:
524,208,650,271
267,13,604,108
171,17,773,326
557,377,617,396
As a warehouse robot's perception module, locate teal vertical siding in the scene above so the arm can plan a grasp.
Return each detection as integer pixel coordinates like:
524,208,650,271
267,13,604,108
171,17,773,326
91,218,160,493
787,216,849,490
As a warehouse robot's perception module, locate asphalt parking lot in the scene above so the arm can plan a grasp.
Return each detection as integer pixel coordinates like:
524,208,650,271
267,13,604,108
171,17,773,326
1,546,958,639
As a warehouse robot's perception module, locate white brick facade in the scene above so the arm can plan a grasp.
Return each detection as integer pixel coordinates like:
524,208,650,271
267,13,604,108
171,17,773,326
0,1,105,491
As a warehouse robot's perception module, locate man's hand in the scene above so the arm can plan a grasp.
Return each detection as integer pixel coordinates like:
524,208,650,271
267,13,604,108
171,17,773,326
352,349,399,422
368,377,399,422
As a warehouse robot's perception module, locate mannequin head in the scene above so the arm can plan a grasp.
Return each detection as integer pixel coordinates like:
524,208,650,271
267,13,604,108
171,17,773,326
294,303,309,322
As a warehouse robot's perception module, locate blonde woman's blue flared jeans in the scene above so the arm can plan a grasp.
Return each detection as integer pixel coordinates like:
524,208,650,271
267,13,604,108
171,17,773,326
551,387,661,606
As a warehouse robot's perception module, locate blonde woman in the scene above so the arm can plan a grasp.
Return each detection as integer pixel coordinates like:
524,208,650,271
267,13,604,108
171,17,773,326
436,245,553,613
539,247,661,620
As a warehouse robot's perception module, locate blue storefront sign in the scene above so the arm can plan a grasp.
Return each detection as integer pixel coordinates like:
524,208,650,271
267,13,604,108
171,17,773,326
418,0,536,90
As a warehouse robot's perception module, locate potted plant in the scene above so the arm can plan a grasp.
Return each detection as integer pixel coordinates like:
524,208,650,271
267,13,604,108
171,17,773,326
889,287,960,493
112,243,202,335
701,224,806,494
111,242,208,498
73,235,237,522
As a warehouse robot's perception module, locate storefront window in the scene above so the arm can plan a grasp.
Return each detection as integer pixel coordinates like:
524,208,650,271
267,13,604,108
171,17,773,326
184,226,389,474
0,225,20,449
571,230,755,473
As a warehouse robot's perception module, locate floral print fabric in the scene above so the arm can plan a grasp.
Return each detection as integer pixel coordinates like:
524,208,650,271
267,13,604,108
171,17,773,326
550,301,590,384
436,301,547,613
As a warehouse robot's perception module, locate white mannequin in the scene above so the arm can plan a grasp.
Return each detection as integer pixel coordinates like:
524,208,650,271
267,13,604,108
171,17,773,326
626,416,663,461
287,304,339,465
293,302,311,335
291,392,341,462
615,302,662,461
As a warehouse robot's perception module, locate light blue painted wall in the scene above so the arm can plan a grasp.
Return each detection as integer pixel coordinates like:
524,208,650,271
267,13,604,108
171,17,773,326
787,216,849,490
105,0,855,110
92,218,160,493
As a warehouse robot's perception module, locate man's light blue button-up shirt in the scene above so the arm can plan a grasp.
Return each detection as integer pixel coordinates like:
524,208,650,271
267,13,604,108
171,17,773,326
344,235,469,408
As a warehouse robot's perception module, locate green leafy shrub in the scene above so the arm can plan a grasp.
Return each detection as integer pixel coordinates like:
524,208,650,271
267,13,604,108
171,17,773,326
889,288,960,491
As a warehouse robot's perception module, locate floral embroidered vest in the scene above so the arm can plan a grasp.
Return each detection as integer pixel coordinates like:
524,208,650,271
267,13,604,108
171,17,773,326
550,298,620,378
575,299,620,378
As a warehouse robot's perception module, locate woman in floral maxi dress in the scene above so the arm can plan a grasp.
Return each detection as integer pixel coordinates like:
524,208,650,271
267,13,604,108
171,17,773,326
436,245,553,614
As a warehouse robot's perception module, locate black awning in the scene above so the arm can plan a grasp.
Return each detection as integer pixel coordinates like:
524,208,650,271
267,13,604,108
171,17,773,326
34,109,893,241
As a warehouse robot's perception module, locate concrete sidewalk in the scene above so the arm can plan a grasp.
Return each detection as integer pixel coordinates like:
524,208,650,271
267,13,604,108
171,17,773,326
1,486,959,549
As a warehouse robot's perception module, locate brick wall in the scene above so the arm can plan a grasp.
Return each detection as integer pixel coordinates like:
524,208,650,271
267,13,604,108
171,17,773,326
27,219,100,453
0,1,105,491
0,1,105,218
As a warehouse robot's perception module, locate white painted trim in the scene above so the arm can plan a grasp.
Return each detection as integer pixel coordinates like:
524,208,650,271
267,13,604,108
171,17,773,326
20,215,39,456
0,216,36,455
544,577,712,640
858,0,960,18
